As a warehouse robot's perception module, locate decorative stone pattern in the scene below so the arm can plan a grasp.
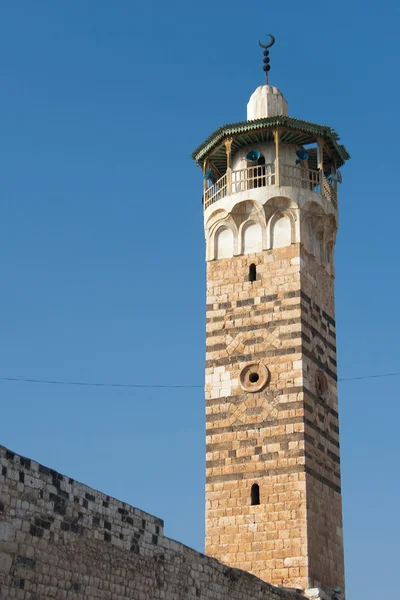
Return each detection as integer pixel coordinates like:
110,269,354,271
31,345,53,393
0,445,305,600
206,198,299,262
205,234,344,591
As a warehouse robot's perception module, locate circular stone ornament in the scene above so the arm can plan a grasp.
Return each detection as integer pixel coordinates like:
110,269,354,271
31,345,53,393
240,363,270,392
315,369,328,399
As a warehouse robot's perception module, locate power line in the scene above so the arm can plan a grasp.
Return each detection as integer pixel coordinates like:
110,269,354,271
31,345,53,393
0,371,399,389
339,372,400,382
0,376,203,389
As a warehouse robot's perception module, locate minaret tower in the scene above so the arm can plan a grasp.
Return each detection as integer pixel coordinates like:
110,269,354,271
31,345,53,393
192,36,350,593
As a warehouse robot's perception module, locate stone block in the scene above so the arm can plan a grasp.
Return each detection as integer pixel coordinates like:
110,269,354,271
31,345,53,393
0,523,14,542
0,552,12,573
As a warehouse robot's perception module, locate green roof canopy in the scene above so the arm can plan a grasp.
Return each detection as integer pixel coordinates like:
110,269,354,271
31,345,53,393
192,115,350,175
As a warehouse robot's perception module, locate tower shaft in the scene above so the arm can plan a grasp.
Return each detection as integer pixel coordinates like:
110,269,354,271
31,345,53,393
205,235,343,589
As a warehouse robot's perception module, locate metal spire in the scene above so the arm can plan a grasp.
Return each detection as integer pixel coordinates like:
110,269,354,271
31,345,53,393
258,34,275,84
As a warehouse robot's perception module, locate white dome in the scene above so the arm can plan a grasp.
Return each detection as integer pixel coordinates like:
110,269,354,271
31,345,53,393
247,85,288,120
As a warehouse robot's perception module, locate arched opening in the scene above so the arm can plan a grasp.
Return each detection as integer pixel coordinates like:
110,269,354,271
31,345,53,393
271,214,292,249
303,217,313,254
315,230,324,264
326,241,334,271
248,263,257,282
251,483,260,506
242,222,262,254
215,227,234,259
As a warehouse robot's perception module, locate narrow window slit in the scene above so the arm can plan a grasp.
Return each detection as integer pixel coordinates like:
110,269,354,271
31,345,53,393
249,263,257,282
251,483,260,506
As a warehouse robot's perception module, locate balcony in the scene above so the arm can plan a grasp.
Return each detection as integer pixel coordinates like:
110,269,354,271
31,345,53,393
203,161,338,210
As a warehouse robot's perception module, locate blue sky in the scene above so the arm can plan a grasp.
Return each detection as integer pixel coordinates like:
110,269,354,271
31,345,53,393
0,2,399,598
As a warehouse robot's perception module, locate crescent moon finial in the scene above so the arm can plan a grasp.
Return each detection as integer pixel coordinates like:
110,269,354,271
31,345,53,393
258,34,275,84
258,34,275,50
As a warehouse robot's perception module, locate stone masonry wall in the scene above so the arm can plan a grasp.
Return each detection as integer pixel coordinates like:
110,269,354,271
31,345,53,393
0,444,304,600
205,244,308,590
205,243,344,591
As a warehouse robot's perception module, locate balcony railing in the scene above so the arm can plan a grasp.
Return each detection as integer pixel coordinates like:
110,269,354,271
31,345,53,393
203,172,227,206
232,164,276,193
322,174,338,206
280,163,321,192
203,161,337,210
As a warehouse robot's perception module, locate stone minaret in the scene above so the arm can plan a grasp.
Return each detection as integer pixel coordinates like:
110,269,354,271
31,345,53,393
192,38,350,594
